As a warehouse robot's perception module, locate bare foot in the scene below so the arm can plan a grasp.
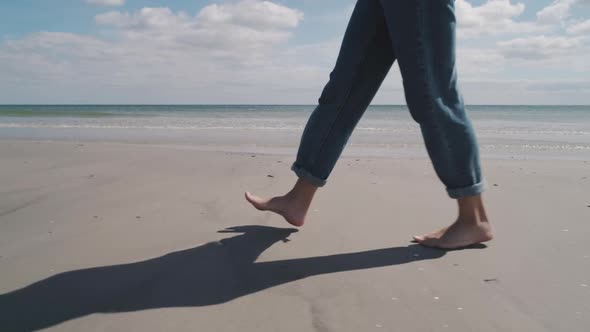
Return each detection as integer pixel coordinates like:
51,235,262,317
244,192,310,227
413,219,493,249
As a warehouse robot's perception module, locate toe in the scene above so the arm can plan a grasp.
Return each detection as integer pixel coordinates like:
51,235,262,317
418,237,443,248
413,232,440,243
245,192,266,210
244,191,253,203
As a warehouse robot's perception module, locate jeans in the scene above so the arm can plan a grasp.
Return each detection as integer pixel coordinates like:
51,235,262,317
291,0,485,199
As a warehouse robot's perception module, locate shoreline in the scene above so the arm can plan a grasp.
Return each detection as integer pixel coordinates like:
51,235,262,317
1,137,589,161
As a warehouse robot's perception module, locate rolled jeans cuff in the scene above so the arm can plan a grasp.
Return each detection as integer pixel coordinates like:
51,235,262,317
447,180,486,199
291,163,327,187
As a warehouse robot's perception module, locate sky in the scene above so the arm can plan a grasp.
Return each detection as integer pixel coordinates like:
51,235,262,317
0,0,589,105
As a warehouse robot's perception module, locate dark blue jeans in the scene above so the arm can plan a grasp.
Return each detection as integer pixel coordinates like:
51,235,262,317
291,0,485,199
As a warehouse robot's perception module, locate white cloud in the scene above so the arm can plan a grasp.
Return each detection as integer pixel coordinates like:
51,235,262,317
455,0,590,39
1,0,589,104
498,35,586,60
455,0,590,84
0,1,313,104
95,8,190,29
93,3,303,54
567,19,590,34
536,0,590,25
526,80,590,92
94,11,131,27
457,47,506,77
536,0,576,24
458,79,590,104
456,0,544,38
87,0,125,6
197,0,304,30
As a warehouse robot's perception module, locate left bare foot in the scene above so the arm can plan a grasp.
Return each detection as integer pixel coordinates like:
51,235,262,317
413,219,493,249
244,192,309,227
245,178,318,227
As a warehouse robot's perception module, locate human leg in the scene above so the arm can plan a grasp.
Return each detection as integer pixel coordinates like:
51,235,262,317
246,0,396,226
380,0,492,248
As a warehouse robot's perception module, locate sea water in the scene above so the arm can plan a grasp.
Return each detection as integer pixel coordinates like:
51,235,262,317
1,105,589,160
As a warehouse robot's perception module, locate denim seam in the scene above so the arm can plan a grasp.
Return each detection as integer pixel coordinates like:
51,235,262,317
306,28,377,176
416,0,433,113
416,0,456,186
447,180,486,199
291,163,326,187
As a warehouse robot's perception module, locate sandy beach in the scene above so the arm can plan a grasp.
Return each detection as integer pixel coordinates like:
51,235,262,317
2,0,590,329
0,139,588,331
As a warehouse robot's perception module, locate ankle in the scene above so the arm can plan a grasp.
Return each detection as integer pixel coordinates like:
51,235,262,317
457,207,489,224
457,213,488,225
457,194,488,224
287,179,318,201
286,190,314,205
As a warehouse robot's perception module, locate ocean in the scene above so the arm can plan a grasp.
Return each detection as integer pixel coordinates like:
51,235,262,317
1,105,589,160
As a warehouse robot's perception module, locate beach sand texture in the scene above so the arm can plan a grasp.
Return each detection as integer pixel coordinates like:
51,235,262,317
0,140,589,331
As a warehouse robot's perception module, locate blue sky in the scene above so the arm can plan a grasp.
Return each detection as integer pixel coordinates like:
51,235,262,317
1,0,589,104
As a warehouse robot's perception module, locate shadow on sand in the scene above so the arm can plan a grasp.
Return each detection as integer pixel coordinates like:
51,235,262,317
0,225,484,331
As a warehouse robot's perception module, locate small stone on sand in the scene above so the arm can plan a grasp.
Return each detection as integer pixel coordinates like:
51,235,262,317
136,216,141,219
267,174,274,178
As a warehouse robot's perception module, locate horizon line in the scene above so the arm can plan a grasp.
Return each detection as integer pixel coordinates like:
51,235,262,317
1,104,589,107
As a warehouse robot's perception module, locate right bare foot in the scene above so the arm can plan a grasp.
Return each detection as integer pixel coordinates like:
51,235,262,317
245,192,310,227
413,194,493,249
413,220,493,249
